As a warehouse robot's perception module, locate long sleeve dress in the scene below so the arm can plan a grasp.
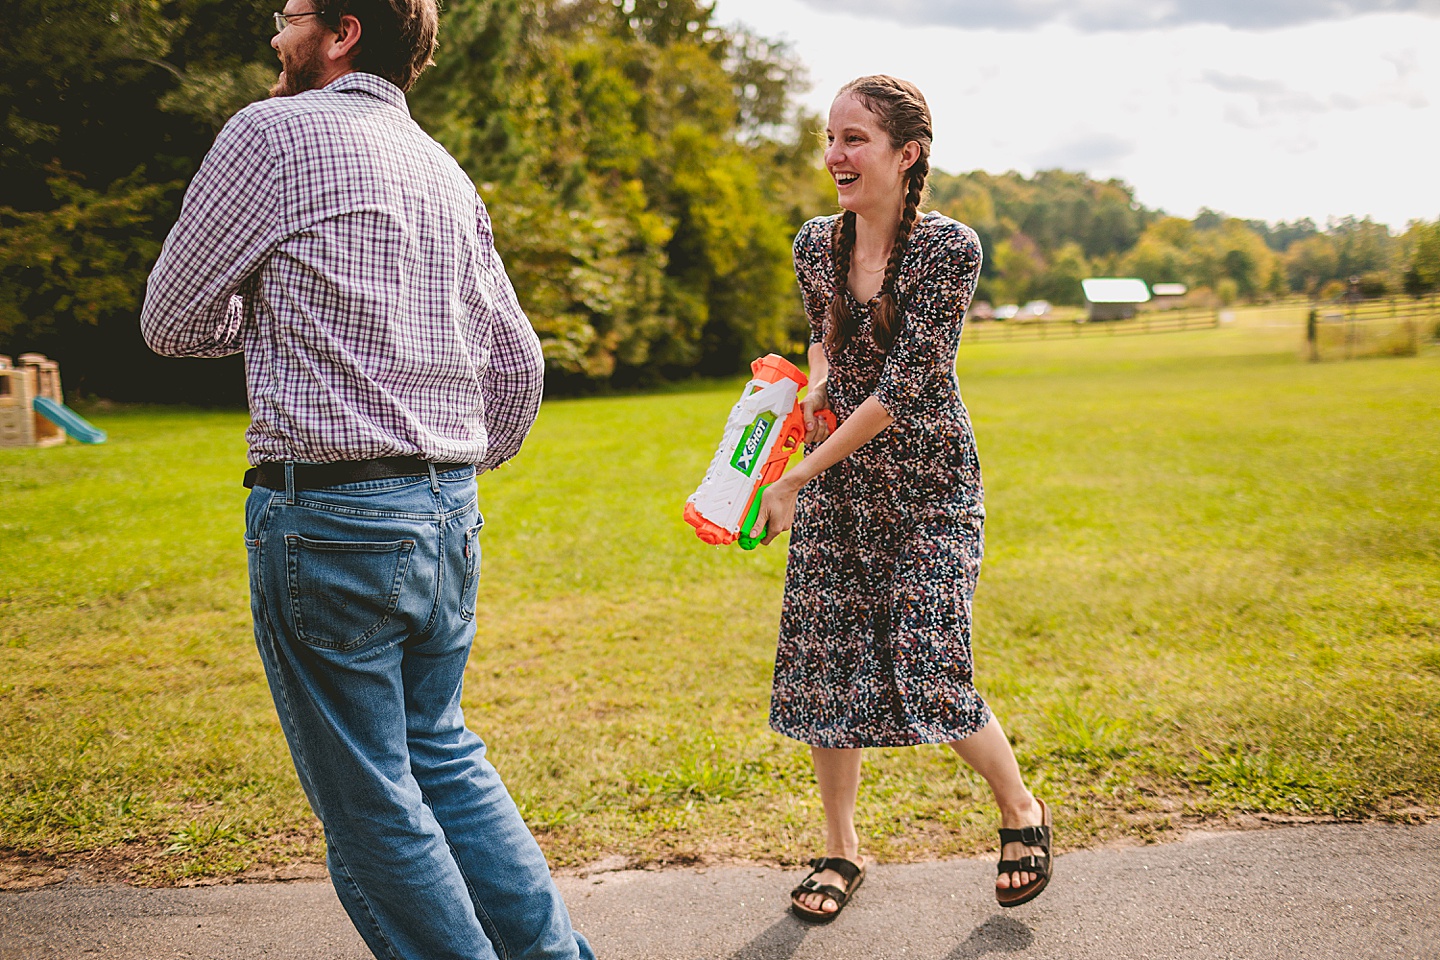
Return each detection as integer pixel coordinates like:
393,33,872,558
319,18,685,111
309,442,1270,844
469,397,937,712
769,211,992,748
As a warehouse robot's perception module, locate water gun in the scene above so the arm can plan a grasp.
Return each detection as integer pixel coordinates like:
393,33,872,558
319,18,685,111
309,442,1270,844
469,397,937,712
684,354,836,550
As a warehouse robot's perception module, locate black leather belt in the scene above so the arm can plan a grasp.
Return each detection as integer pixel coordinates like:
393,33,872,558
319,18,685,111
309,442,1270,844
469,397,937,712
243,457,472,490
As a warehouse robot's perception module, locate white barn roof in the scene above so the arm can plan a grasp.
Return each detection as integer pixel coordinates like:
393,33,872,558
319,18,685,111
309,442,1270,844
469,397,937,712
1082,278,1152,304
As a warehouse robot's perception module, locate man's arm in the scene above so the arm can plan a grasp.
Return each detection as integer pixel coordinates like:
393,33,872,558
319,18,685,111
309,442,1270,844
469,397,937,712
474,202,544,472
140,109,279,358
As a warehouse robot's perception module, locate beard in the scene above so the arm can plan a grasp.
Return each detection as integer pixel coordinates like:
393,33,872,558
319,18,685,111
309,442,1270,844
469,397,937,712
269,33,326,97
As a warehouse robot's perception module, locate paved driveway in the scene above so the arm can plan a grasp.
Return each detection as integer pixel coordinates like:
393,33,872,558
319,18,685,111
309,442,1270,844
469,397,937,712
2,822,1436,959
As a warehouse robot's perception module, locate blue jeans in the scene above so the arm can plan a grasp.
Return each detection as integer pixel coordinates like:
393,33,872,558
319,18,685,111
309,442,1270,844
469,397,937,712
245,465,593,960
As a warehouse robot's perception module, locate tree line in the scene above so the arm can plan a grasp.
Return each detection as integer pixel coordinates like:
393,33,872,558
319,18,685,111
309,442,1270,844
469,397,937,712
2,0,1437,403
929,170,1440,309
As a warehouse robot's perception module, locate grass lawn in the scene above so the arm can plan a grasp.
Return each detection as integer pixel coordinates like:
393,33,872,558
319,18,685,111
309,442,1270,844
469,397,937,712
2,306,1438,884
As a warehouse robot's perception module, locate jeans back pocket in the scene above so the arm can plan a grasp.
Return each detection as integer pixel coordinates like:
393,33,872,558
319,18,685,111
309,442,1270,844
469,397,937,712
285,535,416,651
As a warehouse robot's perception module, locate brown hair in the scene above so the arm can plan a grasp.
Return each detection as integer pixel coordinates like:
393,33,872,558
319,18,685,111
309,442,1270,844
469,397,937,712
824,75,932,355
317,0,438,91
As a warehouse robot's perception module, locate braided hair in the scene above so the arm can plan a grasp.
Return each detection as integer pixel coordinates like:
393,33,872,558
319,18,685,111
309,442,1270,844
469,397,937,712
824,76,933,355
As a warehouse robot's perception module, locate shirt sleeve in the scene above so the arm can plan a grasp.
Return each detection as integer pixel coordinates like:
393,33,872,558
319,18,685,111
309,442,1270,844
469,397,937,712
474,201,544,472
140,109,279,358
873,223,983,419
793,219,832,346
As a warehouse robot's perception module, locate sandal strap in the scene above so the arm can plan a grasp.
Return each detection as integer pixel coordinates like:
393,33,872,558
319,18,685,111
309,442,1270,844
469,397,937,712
791,855,864,906
997,855,1049,874
792,878,850,904
998,825,1050,846
814,856,863,886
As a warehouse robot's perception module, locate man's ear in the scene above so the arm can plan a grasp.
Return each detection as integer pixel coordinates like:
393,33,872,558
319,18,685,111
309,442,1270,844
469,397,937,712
327,13,362,62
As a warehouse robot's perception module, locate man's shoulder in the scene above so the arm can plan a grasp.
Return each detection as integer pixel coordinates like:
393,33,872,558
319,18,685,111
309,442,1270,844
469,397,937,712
228,87,339,135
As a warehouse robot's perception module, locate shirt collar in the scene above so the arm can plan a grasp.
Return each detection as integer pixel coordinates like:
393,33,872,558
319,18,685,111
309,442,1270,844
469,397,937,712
325,72,410,115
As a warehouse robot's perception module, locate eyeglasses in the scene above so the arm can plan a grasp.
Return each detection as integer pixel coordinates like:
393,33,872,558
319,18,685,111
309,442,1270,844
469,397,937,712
273,10,323,33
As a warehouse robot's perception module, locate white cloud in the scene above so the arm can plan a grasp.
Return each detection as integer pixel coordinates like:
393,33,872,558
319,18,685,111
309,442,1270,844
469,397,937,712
712,0,1440,225
1202,57,1431,131
1031,132,1136,171
792,0,1440,32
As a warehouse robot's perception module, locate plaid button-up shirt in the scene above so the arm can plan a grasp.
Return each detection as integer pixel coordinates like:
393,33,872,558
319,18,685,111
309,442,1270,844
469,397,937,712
141,72,543,471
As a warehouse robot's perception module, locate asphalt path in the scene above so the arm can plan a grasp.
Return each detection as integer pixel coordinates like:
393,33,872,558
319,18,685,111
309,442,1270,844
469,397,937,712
2,822,1436,960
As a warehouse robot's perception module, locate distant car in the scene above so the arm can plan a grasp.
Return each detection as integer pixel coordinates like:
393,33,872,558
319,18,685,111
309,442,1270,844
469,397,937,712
994,304,1019,321
969,301,995,321
1019,300,1052,320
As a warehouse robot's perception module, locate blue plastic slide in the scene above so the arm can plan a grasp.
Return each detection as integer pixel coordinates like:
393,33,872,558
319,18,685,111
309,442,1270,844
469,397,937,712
33,396,107,444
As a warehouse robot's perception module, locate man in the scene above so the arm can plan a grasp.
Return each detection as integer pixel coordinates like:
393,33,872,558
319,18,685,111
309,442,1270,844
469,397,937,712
141,3,593,959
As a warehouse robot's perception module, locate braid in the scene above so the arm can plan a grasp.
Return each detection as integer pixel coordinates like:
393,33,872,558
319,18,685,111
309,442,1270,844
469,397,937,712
872,159,927,350
824,211,858,354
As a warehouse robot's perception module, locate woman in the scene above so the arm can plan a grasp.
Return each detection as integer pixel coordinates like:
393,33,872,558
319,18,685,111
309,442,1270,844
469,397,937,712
752,76,1052,920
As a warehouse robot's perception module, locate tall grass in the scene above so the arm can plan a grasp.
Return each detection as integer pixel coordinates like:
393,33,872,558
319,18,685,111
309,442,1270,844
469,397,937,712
2,310,1437,882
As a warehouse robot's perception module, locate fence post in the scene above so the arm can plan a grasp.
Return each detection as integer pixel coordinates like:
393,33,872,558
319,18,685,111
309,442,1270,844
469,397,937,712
1307,308,1318,362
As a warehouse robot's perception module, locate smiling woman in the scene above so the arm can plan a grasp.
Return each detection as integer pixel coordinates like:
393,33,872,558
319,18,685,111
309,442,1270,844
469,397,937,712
748,75,1056,921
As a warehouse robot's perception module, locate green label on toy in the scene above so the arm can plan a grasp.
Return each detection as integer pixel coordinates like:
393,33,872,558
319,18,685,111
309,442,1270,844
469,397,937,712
731,412,776,477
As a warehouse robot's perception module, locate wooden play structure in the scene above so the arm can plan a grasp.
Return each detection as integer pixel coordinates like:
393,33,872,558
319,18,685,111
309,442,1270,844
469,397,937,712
0,353,106,447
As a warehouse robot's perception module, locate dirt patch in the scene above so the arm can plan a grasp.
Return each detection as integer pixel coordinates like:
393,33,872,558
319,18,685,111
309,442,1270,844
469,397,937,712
0,842,169,890
0,833,328,890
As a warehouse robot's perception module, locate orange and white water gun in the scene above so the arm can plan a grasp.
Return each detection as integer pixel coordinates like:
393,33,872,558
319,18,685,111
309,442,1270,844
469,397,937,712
683,354,836,549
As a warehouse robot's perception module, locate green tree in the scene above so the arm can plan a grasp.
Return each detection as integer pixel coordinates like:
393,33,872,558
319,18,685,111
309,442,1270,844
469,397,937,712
1285,234,1339,296
3,0,819,394
411,0,815,385
0,0,275,398
1402,219,1440,296
1028,242,1089,305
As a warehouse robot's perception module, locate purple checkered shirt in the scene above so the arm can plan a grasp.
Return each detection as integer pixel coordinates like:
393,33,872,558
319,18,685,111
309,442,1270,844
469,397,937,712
141,72,543,471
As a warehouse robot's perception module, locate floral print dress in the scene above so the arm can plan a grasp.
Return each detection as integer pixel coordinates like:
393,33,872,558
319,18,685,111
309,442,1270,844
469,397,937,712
770,212,991,748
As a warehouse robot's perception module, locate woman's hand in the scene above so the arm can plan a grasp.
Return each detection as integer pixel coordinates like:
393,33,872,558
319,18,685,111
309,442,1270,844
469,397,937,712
751,474,803,546
803,379,833,444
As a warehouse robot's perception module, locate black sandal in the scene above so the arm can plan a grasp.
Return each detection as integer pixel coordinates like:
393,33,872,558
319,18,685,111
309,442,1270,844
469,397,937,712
995,797,1052,907
789,856,866,923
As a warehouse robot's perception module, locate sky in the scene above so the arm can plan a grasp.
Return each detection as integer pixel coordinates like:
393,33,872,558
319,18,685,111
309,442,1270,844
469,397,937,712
711,0,1440,228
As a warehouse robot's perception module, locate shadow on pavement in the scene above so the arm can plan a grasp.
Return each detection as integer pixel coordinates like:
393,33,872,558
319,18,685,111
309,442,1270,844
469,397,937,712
943,914,1034,959
727,913,810,959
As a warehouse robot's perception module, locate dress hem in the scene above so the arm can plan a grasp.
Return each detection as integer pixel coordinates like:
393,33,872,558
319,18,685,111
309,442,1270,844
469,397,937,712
769,705,993,750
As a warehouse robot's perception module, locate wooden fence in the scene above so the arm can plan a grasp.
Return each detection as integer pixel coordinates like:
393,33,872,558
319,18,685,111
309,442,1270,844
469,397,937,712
1307,294,1440,361
961,306,1220,344
959,294,1440,354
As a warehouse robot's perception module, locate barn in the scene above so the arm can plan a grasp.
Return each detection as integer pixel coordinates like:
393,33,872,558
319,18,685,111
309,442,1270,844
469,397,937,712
1081,277,1151,321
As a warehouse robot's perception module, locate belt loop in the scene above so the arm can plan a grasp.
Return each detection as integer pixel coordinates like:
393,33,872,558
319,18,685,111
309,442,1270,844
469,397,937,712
284,461,296,504
426,461,440,494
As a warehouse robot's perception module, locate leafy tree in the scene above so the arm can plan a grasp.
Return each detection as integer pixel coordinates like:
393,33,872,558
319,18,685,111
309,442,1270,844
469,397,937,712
2,0,819,396
1326,216,1395,280
1402,219,1440,296
1120,216,1197,290
1028,242,1090,305
411,0,816,386
1244,217,1319,253
987,233,1046,306
0,0,274,399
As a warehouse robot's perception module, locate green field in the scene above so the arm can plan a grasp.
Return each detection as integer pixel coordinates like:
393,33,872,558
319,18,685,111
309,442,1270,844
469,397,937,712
2,306,1438,885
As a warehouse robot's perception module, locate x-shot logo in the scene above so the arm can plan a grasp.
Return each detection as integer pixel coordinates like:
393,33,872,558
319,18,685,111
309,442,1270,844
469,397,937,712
730,412,775,476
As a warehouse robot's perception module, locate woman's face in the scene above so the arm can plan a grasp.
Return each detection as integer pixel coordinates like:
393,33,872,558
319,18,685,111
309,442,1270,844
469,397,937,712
824,93,910,218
